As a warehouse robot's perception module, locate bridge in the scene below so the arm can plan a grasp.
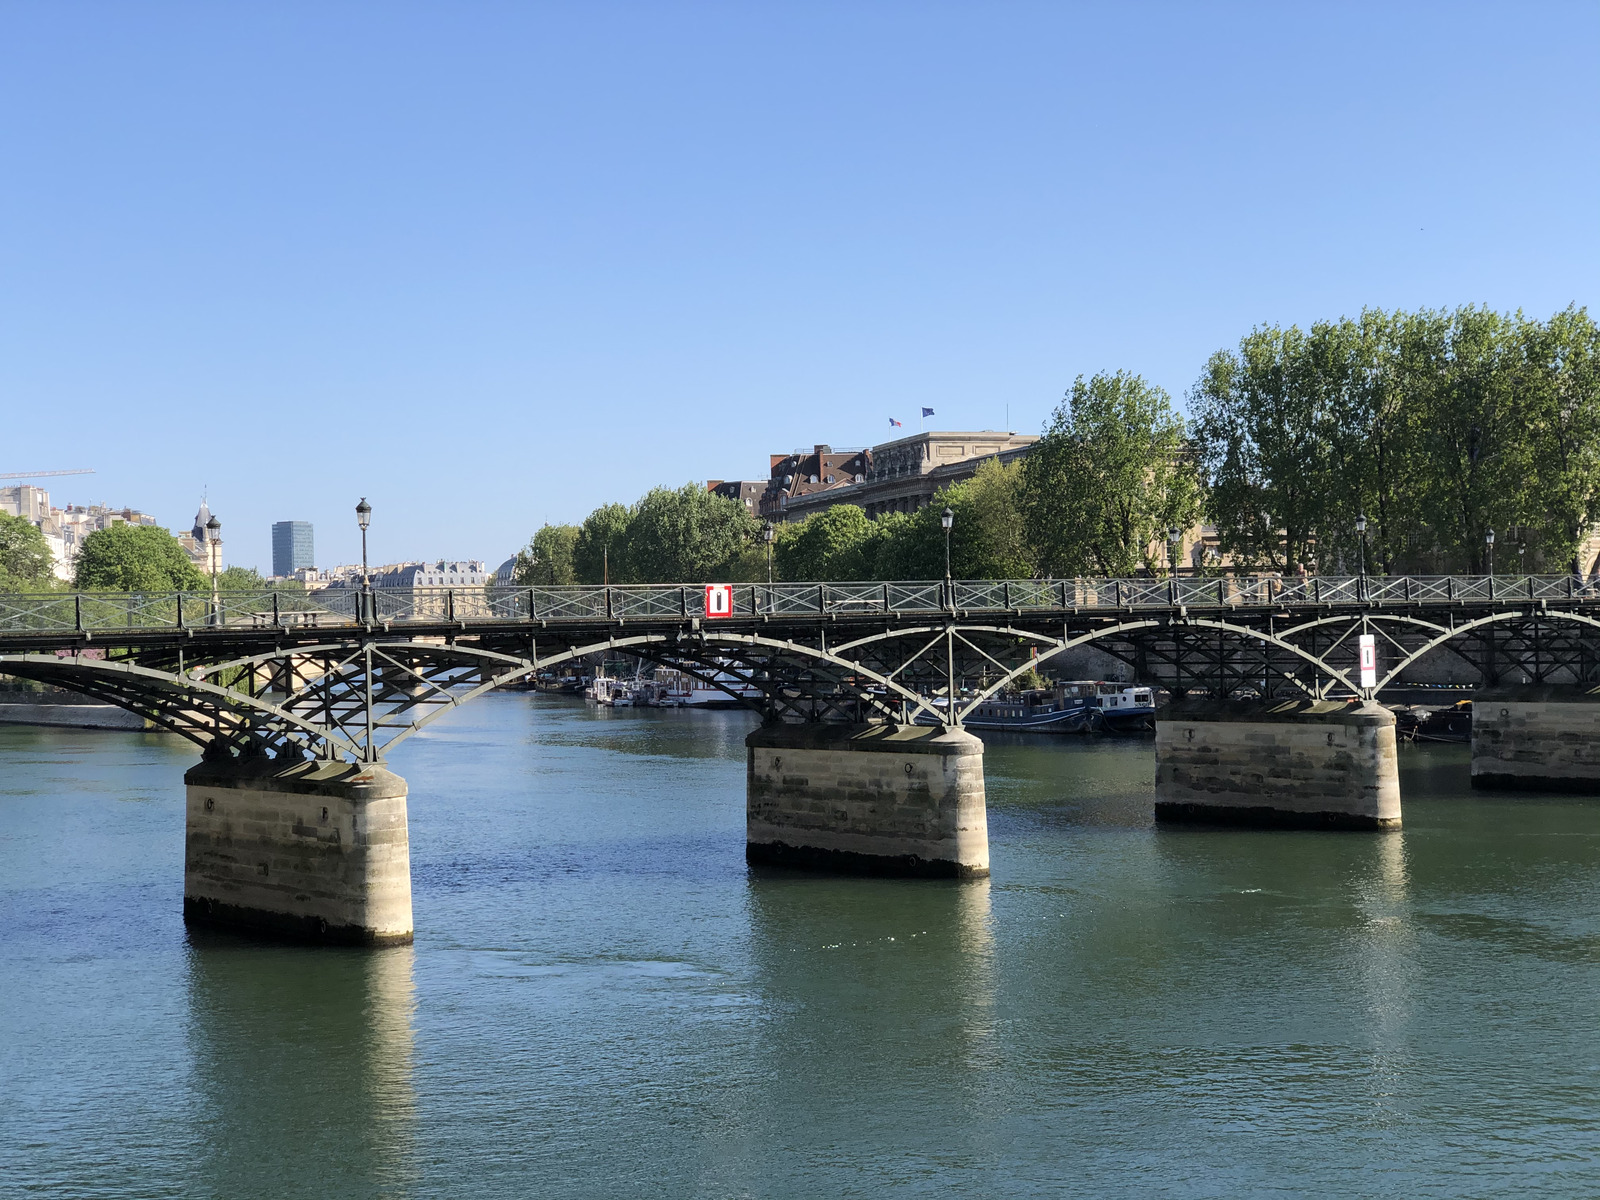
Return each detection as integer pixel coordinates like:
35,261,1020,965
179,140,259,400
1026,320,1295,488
4,574,1598,944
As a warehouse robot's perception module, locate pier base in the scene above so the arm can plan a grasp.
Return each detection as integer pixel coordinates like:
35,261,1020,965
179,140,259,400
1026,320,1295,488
1471,685,1600,792
746,723,989,877
1156,700,1401,830
183,758,413,945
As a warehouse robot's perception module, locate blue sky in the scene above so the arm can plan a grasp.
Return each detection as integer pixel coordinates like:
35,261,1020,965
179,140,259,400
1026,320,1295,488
2,2,1595,573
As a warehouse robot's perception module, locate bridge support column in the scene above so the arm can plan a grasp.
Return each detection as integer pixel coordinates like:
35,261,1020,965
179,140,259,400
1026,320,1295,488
746,723,989,877
183,758,413,945
1472,686,1600,792
1156,700,1401,830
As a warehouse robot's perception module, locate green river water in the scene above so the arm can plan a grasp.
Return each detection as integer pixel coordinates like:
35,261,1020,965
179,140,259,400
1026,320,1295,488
2,693,1598,1197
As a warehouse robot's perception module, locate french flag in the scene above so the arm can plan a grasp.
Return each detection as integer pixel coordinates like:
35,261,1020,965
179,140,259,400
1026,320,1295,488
889,417,902,427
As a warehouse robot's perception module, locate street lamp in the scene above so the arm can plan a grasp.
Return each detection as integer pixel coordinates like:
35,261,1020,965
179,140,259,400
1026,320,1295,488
941,507,954,584
763,521,775,586
1355,513,1368,595
1167,526,1181,578
206,514,221,621
1485,527,1495,578
356,498,372,621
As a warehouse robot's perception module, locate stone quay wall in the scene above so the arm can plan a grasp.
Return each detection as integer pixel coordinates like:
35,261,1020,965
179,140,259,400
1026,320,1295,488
1471,685,1600,792
746,722,989,877
1156,699,1401,830
184,758,413,945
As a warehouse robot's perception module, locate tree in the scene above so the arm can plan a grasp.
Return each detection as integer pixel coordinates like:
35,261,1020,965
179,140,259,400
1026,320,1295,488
623,484,758,582
1398,306,1530,573
515,524,580,585
572,504,631,584
1027,371,1200,575
946,458,1034,578
0,512,56,590
774,505,877,581
1519,305,1600,574
74,524,207,591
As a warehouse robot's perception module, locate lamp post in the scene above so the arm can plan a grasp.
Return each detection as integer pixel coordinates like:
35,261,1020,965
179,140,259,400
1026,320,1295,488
1485,527,1495,578
763,521,775,586
206,514,221,622
941,506,954,582
356,498,372,622
1355,513,1368,597
1519,541,1526,576
1167,526,1181,578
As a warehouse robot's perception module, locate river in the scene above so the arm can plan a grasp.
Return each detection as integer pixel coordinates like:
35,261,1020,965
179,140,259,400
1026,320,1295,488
2,693,1598,1198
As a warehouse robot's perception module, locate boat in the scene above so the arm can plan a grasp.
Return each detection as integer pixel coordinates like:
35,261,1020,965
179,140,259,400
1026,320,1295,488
652,664,764,709
1088,682,1159,734
913,680,1159,734
961,686,1093,731
1393,699,1471,743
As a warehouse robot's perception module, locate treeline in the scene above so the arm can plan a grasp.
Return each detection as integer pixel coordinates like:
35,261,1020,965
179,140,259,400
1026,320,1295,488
515,304,1598,585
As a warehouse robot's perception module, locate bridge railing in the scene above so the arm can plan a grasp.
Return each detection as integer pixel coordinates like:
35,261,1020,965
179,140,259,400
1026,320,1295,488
2,574,1598,635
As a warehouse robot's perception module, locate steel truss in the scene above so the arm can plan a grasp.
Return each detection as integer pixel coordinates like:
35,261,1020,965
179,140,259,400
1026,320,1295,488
6,597,1600,759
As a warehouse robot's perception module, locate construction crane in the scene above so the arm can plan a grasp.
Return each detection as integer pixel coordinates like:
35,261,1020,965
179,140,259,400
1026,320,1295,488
0,468,94,481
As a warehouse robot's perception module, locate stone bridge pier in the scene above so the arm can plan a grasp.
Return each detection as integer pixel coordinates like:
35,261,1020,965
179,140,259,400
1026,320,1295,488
1155,699,1402,830
1471,686,1600,792
184,757,414,944
745,723,990,877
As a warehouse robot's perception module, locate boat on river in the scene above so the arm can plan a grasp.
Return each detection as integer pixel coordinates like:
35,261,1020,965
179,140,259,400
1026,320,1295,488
918,681,1159,734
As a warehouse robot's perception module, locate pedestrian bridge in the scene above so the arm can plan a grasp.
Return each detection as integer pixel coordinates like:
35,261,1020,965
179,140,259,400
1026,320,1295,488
4,575,1598,944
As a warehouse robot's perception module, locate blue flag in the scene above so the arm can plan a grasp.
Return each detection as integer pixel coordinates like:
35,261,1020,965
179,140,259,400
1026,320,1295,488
921,407,935,418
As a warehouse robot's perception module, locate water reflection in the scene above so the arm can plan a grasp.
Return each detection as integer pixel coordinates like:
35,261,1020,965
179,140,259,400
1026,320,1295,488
184,935,416,1198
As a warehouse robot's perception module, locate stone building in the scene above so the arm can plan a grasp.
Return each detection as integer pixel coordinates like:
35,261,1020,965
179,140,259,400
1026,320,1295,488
750,431,1038,523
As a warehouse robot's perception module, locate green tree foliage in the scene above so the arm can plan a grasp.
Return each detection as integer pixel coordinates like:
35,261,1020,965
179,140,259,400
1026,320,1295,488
1025,371,1200,575
1192,330,1340,572
772,461,1030,582
1511,306,1600,573
624,484,759,582
572,504,631,584
565,487,759,584
945,458,1034,579
515,523,580,585
1191,305,1600,575
774,505,879,581
73,524,207,591
0,512,57,590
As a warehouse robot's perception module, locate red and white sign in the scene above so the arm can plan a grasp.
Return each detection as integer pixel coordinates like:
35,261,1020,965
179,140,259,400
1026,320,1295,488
1358,634,1377,690
704,584,733,618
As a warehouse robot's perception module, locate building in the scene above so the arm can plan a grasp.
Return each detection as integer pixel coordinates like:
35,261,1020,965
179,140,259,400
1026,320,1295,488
175,500,223,575
756,431,1039,522
706,479,767,515
1,484,161,580
271,521,315,577
373,560,489,588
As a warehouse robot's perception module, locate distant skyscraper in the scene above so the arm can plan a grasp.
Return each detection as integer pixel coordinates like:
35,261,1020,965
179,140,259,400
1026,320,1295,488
271,521,315,577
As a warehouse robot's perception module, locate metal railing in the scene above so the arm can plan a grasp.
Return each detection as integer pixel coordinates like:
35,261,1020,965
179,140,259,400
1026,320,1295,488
1,574,1595,636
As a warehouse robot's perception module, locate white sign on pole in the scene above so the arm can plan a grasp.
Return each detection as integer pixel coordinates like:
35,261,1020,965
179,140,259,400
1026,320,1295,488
1358,634,1377,690
704,584,733,618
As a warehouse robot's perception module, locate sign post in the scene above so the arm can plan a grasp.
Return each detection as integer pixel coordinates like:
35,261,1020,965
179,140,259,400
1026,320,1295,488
1358,633,1377,694
704,584,733,619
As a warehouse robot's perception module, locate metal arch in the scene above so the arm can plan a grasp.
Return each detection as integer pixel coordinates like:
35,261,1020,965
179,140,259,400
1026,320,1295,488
947,617,1352,720
1371,609,1600,693
0,654,362,758
646,643,907,724
678,631,948,724
183,639,538,681
521,630,949,724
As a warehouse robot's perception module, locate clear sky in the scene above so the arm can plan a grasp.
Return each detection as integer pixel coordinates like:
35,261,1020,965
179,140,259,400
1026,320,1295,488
2,2,1595,573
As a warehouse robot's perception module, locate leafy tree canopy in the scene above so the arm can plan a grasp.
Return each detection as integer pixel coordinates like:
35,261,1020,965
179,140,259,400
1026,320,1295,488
0,512,57,591
73,524,207,591
1026,371,1199,575
515,524,580,585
